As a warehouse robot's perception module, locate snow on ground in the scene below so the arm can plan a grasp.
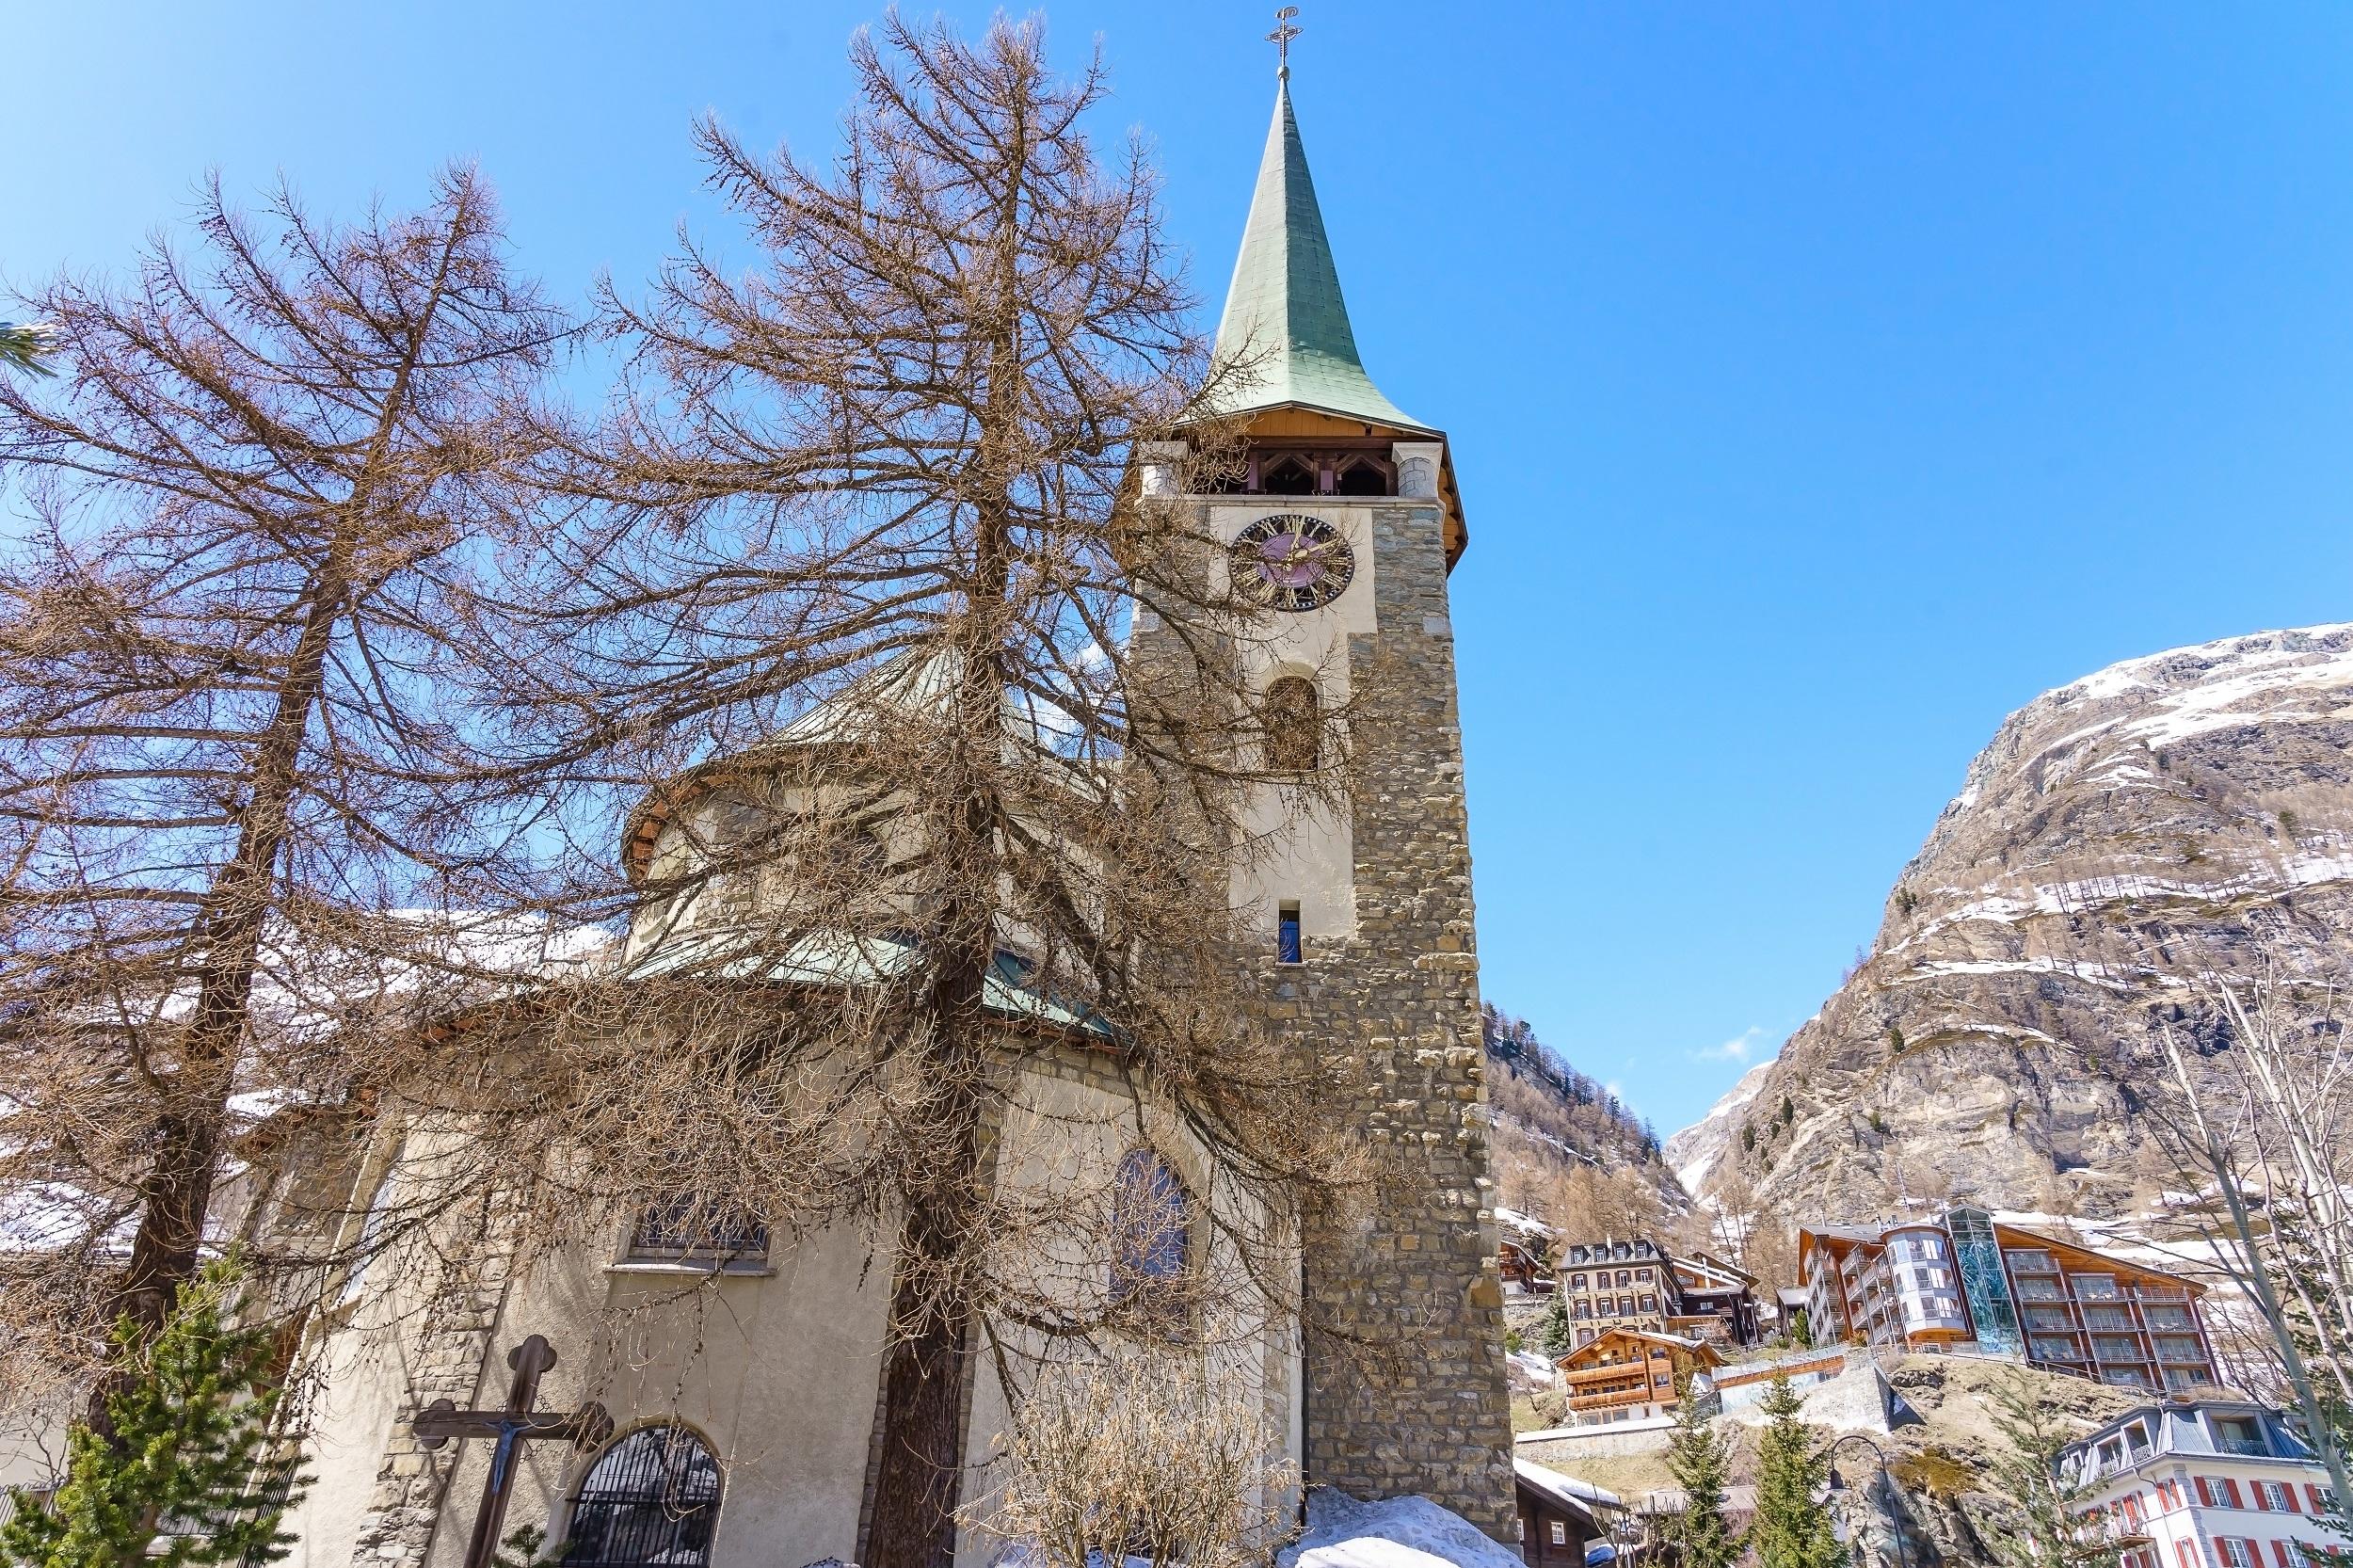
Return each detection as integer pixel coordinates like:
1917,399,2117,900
1277,1492,1524,1568
1493,1207,1556,1240
1509,1349,1561,1386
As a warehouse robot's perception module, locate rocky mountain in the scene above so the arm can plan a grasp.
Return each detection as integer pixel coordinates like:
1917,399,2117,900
1483,1004,1691,1238
1670,623,2353,1224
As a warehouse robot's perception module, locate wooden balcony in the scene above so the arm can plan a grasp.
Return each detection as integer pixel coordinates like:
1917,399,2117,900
1562,1361,1664,1388
1567,1383,1671,1412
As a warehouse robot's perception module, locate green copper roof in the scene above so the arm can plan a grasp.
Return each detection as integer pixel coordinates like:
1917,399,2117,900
1206,77,1432,433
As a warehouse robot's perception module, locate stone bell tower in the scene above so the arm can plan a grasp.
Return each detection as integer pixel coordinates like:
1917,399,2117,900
1148,56,1514,1532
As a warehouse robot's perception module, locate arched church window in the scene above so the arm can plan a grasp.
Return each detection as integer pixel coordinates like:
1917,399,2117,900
567,1426,723,1568
1260,455,1317,496
1263,676,1321,773
1110,1147,1192,1303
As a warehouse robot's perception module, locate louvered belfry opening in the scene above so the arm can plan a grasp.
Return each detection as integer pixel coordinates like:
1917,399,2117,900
566,1427,724,1568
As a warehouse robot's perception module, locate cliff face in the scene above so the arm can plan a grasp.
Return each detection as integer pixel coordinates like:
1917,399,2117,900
1670,624,2353,1222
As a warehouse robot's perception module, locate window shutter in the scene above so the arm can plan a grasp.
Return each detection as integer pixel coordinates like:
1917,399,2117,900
2198,1477,2217,1507
2312,1483,2333,1513
2281,1481,2301,1513
2252,1480,2270,1512
2175,1540,2200,1568
2225,1479,2245,1509
2275,1542,2295,1568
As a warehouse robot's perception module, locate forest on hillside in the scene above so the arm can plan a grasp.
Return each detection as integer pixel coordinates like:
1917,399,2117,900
1480,1004,1691,1242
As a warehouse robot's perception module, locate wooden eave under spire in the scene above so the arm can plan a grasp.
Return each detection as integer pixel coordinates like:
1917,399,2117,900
1229,405,1469,569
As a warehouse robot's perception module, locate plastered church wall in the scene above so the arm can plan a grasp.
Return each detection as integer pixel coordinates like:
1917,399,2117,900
285,1042,1304,1568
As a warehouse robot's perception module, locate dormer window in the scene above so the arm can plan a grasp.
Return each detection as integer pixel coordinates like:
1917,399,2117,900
2212,1415,2265,1455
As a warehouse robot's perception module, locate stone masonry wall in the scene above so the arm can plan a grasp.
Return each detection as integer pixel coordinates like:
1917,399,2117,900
1282,500,1514,1533
345,1230,515,1568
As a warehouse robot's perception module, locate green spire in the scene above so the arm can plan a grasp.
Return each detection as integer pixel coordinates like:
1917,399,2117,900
1208,77,1430,431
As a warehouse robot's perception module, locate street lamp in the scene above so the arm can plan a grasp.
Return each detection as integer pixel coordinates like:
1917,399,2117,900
1824,1432,1913,1568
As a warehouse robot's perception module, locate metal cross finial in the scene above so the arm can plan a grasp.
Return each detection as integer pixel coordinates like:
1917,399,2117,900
1268,7,1301,78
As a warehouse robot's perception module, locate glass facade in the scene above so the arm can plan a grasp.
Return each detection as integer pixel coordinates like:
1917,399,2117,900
1946,1206,2025,1357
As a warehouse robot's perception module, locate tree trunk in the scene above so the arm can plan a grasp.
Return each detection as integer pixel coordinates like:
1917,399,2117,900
864,97,1029,1568
89,234,452,1416
867,1061,985,1568
89,551,351,1427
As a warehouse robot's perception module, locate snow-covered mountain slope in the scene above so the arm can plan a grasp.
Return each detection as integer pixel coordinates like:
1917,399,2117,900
1677,623,2353,1221
1665,1053,1777,1195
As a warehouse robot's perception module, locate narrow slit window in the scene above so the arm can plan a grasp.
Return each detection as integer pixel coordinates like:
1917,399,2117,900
1278,901,1303,965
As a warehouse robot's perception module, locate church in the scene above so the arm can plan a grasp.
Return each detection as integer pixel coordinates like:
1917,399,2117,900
269,62,1514,1568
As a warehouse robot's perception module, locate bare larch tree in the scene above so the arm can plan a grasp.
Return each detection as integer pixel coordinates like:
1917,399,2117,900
446,17,1356,1568
0,166,564,1416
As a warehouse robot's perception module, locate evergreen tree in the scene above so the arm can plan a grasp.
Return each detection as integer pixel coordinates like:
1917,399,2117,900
2,1256,307,1568
0,322,54,376
1750,1375,1841,1568
1658,1382,1743,1568
1540,1288,1575,1358
1983,1372,2118,1568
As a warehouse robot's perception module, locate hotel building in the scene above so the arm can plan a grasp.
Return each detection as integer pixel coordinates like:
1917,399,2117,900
1797,1207,2222,1392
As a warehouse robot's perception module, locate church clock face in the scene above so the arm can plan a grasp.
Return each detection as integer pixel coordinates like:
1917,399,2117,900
1231,514,1354,612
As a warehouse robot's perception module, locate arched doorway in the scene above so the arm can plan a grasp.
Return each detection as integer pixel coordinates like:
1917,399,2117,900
566,1425,724,1568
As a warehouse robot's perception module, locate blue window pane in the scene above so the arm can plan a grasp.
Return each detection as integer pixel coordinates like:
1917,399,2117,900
1112,1149,1190,1300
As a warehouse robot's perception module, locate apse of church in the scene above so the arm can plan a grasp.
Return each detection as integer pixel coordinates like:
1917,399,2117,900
261,54,1514,1568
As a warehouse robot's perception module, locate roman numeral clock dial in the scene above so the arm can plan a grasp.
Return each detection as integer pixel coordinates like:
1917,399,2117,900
1231,513,1354,612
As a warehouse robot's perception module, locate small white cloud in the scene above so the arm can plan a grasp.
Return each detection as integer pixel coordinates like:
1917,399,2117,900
1695,1026,1767,1064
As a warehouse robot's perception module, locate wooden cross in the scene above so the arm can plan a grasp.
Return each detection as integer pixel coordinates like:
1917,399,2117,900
1267,7,1301,77
413,1336,615,1568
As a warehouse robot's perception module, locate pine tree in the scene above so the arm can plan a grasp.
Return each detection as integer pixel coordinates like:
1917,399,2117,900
0,321,54,376
1540,1288,1575,1358
1983,1372,2118,1568
1658,1382,1743,1568
1751,1375,1841,1568
2,1256,307,1568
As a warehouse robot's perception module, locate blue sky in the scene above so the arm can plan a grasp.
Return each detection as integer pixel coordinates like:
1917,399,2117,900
11,3,2353,1138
